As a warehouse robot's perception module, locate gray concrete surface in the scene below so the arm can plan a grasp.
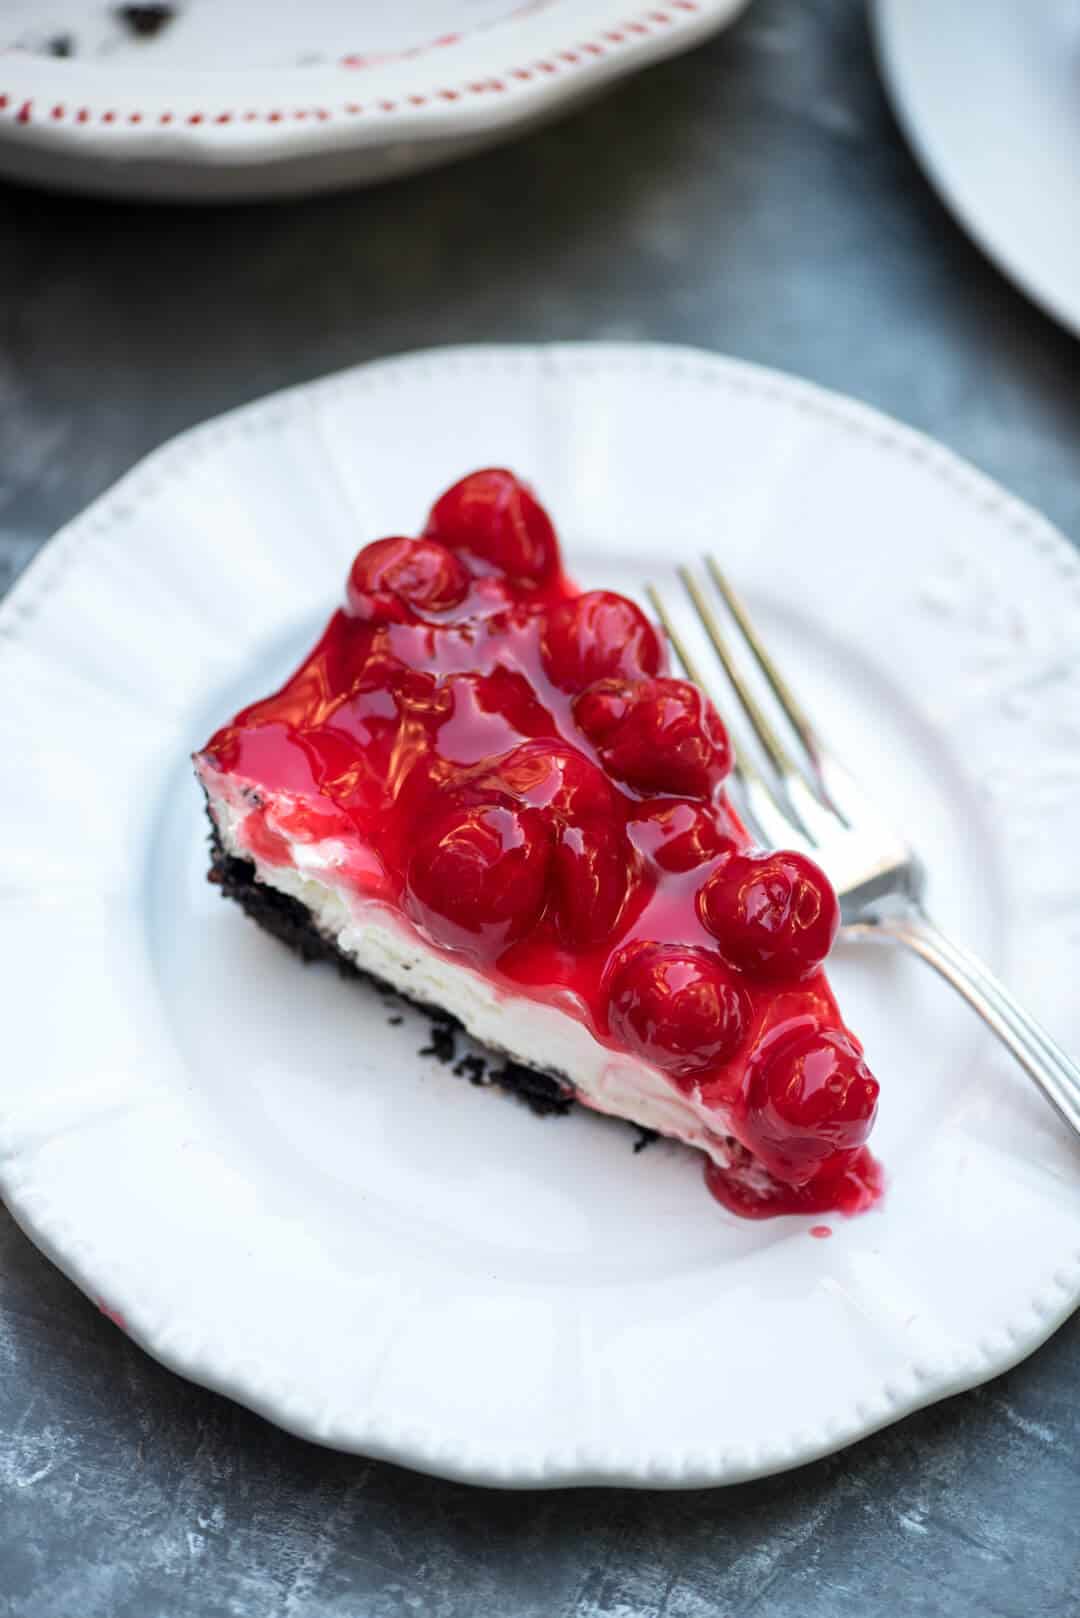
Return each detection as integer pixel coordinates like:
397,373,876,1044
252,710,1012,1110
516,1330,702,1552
2,2,1078,1614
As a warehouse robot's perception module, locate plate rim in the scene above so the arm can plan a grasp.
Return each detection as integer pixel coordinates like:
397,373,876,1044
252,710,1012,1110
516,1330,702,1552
871,0,1080,340
2,340,1080,1490
0,0,749,168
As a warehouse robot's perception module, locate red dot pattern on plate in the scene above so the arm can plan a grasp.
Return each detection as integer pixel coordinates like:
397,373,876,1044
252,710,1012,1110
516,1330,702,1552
0,7,700,129
199,467,881,1221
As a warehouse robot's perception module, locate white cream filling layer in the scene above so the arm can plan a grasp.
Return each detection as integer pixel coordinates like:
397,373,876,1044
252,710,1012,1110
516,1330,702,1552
202,776,763,1178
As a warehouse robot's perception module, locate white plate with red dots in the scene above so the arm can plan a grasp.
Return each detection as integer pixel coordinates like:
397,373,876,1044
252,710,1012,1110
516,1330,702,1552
3,343,1080,1489
0,0,749,201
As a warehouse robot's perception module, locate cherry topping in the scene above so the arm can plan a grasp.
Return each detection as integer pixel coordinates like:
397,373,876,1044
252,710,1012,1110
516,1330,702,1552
698,850,839,981
541,590,663,691
630,797,736,873
468,574,519,619
453,742,633,948
607,944,748,1083
574,678,732,800
740,1024,879,1186
704,1144,883,1219
465,740,613,822
346,537,469,622
405,802,551,960
434,670,553,764
551,820,635,949
424,469,558,588
202,467,882,1222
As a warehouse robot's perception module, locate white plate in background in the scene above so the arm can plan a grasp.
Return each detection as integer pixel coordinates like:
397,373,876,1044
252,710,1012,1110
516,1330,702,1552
2,342,1080,1488
873,0,1080,338
0,0,750,200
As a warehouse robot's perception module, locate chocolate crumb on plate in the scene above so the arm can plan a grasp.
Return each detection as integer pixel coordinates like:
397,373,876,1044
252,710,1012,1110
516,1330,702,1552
116,5,177,40
47,35,75,57
453,1053,489,1088
418,1020,457,1066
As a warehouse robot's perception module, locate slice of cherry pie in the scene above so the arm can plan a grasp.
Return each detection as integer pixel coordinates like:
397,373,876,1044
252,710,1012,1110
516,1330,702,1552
195,469,882,1219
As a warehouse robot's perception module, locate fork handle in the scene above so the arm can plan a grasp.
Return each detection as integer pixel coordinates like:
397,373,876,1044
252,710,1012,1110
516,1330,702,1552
847,906,1080,1141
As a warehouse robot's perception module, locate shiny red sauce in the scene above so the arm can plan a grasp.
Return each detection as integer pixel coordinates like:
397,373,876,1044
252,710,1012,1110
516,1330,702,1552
199,470,882,1219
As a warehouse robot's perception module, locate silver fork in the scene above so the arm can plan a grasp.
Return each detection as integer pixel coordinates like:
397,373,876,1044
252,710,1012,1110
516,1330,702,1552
646,561,1080,1141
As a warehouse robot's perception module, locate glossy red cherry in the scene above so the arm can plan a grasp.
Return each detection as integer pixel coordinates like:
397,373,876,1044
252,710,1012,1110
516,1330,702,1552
606,944,749,1083
346,537,470,622
629,798,736,873
424,469,559,588
574,678,732,800
434,670,553,765
698,850,839,981
405,803,551,960
551,821,635,950
336,639,456,776
541,591,663,691
740,1024,879,1186
703,1144,883,1219
466,740,614,822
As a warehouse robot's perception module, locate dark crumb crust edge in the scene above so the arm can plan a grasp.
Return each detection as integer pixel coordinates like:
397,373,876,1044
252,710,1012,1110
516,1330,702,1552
205,816,598,1121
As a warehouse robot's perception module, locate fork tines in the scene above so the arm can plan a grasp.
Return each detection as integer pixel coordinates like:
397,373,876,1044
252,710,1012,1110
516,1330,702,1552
646,563,848,855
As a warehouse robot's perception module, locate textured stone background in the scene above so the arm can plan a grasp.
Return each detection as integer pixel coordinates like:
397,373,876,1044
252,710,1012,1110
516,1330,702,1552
2,3,1079,1614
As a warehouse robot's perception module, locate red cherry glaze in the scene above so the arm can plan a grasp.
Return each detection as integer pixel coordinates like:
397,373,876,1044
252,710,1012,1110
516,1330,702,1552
346,536,470,622
698,850,840,981
705,1144,883,1220
462,739,614,822
434,670,554,765
405,802,551,960
574,677,732,800
199,469,880,1220
424,468,558,587
607,944,749,1084
467,575,519,618
630,797,737,873
738,1024,880,1186
541,590,663,690
551,820,635,949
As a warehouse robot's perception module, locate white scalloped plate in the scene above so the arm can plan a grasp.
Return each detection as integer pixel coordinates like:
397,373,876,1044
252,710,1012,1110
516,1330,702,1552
873,0,1080,340
3,344,1080,1490
0,0,749,200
